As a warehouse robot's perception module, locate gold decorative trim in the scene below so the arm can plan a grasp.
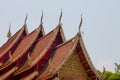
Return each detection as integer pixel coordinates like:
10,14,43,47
0,66,18,80
0,63,3,66
78,33,101,79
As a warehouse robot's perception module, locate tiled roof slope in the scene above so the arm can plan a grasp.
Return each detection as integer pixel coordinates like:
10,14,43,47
14,24,66,77
0,25,28,66
38,37,75,80
0,25,45,78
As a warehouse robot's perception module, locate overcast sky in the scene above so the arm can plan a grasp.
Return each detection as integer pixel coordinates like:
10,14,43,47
0,0,120,72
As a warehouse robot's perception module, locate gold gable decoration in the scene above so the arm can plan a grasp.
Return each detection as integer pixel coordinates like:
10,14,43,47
58,50,88,80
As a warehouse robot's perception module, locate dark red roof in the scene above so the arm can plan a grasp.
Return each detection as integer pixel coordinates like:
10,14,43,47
11,26,44,62
14,25,65,76
0,26,27,58
38,34,101,80
0,26,44,73
38,37,75,79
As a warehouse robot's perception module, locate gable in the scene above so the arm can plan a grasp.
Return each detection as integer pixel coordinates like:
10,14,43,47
58,49,88,80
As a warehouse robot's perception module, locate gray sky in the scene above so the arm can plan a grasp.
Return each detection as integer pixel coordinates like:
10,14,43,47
0,0,120,72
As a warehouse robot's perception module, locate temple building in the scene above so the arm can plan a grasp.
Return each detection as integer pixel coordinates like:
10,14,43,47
0,12,101,80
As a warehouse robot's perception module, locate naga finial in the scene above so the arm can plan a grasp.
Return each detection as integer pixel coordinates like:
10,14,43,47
24,13,28,25
59,9,62,24
40,11,43,25
78,14,83,33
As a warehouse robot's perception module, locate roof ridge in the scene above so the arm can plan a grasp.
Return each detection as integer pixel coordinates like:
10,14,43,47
54,37,75,49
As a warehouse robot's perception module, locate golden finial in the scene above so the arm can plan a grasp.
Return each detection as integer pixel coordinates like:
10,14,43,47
40,11,43,25
7,23,12,39
24,13,28,25
78,14,83,33
59,9,62,24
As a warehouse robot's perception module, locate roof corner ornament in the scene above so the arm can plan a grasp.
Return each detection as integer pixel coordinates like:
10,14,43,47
59,9,62,25
27,53,31,63
40,11,43,25
7,23,12,39
9,51,12,59
24,13,28,25
78,14,83,33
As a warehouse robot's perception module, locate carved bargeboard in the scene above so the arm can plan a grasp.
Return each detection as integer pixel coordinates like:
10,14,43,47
59,50,88,80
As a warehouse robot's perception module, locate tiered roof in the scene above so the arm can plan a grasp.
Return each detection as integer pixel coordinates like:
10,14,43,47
0,24,45,79
0,25,28,66
14,24,66,79
0,13,101,80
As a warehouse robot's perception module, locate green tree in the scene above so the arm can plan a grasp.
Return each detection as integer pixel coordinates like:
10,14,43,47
108,73,120,80
104,71,112,80
114,63,120,73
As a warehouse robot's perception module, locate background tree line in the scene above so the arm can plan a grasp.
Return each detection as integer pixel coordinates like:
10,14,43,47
98,63,120,80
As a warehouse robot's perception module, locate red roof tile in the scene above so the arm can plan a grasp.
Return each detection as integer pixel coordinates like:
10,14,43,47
0,26,44,73
0,26,28,59
14,25,65,76
38,37,75,79
11,26,44,62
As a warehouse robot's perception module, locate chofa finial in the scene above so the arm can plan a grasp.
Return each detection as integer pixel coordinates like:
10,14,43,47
78,14,83,33
59,9,62,24
7,23,12,39
40,11,43,25
24,13,28,25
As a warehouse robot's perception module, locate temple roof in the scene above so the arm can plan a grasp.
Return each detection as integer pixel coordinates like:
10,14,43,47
0,24,45,72
38,33,101,80
38,37,75,80
14,24,66,76
10,25,45,62
0,14,101,80
0,25,28,59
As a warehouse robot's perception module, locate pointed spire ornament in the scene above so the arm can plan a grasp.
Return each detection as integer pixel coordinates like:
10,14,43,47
59,9,62,24
78,14,83,33
7,23,12,39
24,13,28,25
40,11,43,25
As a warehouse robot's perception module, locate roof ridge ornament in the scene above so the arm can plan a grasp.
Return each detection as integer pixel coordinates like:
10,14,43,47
78,14,83,33
59,9,62,25
7,23,12,39
24,13,28,25
40,11,43,25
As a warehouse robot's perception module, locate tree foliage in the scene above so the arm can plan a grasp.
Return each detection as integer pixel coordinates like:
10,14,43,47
114,63,120,73
104,71,112,80
98,63,120,80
